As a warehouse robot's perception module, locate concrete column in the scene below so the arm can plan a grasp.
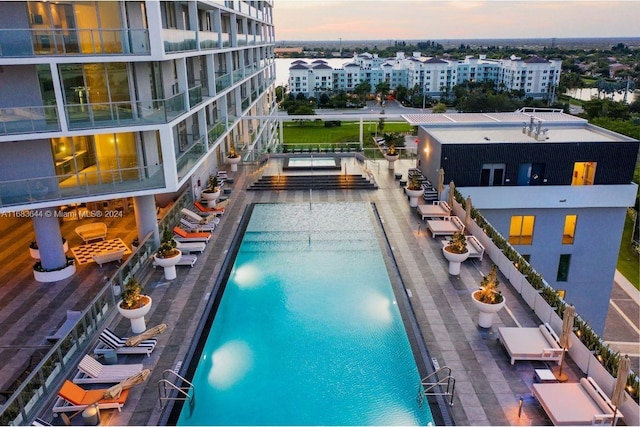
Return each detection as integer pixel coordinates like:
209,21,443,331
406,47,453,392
32,209,66,270
133,195,159,246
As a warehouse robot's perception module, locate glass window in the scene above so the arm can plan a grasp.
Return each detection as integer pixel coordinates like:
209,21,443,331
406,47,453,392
563,215,577,244
509,215,535,245
557,254,571,282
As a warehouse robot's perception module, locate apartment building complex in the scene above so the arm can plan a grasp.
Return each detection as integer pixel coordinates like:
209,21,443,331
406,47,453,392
0,0,277,277
406,110,638,334
289,52,561,100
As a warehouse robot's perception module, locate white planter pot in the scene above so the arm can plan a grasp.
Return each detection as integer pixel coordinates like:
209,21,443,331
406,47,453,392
442,247,470,275
227,156,241,172
201,190,221,206
33,263,76,283
406,188,424,207
471,290,506,328
30,240,69,259
384,154,399,170
521,279,538,309
154,250,182,280
117,296,152,334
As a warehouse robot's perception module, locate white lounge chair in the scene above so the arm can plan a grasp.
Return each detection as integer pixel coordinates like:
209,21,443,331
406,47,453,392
73,354,143,384
179,218,215,232
176,240,206,253
93,328,157,357
497,323,564,365
417,201,451,220
532,377,623,426
181,208,220,225
426,216,465,237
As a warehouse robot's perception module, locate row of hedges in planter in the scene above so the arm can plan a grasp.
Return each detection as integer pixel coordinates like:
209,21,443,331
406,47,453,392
455,189,639,402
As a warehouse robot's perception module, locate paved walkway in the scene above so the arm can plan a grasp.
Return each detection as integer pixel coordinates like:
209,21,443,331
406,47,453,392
0,157,637,426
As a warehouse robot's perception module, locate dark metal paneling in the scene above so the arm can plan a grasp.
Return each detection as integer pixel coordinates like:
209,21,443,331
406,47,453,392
440,142,639,186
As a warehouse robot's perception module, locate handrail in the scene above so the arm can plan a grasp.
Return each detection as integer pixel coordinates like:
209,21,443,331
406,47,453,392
421,366,456,407
158,370,195,409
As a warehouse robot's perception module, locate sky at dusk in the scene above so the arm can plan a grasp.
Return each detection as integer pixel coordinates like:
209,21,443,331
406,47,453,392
273,1,640,41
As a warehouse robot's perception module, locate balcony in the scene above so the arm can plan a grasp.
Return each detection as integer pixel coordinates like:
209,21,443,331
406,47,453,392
215,73,232,92
64,93,187,130
176,137,206,181
0,28,150,57
162,29,197,53
207,121,227,147
0,164,165,208
188,85,203,109
0,106,60,135
198,31,219,50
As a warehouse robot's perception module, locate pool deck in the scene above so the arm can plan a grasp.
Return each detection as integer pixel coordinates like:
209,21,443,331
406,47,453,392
1,157,638,426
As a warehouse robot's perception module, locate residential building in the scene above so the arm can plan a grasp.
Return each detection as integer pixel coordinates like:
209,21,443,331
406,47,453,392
0,0,277,277
406,109,639,334
289,52,561,100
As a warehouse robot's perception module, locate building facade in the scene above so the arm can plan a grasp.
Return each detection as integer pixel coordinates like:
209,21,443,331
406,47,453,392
407,109,638,334
289,52,561,100
0,0,277,274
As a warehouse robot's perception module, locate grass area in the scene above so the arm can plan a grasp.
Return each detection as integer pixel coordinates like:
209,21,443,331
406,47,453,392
282,121,412,146
616,210,639,289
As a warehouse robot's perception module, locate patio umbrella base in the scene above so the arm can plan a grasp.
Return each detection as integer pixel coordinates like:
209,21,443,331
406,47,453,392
552,367,569,382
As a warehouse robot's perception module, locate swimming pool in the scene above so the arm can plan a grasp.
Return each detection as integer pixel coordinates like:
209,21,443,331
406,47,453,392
175,202,434,425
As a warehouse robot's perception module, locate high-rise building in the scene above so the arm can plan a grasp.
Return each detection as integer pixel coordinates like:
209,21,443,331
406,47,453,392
0,0,277,277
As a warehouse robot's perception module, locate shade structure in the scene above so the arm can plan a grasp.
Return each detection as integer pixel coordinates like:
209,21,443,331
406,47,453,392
464,195,472,229
555,304,575,381
125,323,167,347
104,369,151,400
447,181,455,207
610,354,630,426
437,168,445,193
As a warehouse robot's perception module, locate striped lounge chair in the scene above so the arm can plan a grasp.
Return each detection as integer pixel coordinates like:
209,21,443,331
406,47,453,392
73,354,143,384
93,328,157,357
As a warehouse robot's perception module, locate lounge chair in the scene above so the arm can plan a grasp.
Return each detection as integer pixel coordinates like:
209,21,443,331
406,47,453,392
179,218,215,232
193,201,225,215
181,208,221,225
52,380,130,414
173,226,211,243
46,310,82,342
532,377,623,426
497,323,564,365
176,240,206,253
426,215,465,237
93,328,157,357
417,201,451,220
73,354,143,384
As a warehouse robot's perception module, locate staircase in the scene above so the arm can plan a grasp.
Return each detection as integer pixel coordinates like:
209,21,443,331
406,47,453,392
248,174,377,191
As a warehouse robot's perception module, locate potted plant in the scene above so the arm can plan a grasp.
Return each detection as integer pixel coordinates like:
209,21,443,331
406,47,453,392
117,277,152,333
405,174,424,207
383,132,404,170
153,227,182,280
29,238,68,259
201,174,221,204
471,265,506,327
442,231,469,275
226,147,241,172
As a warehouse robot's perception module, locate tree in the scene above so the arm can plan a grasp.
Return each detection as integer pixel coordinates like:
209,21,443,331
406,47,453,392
354,80,371,102
375,81,391,100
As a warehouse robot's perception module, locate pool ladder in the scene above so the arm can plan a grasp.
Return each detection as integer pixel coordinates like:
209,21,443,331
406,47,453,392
158,369,195,409
418,366,455,407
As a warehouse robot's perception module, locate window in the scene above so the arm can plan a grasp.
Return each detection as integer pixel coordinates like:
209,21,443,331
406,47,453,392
556,254,571,282
509,215,535,245
563,215,577,244
480,163,505,186
517,163,545,185
572,162,597,185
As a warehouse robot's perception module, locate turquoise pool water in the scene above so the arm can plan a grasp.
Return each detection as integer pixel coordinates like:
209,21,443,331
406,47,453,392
177,202,434,426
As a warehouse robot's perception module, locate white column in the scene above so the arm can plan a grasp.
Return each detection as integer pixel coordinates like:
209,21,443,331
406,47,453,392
32,209,66,270
133,194,159,246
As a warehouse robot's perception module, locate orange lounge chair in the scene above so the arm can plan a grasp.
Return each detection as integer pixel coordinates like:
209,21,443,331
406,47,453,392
173,226,211,242
52,380,130,413
194,201,225,215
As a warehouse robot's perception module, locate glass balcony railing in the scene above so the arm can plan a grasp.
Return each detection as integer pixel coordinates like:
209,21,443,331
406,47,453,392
177,137,206,181
221,33,231,48
0,28,149,57
207,121,227,147
0,164,165,208
162,28,197,53
188,85,203,108
215,73,232,92
65,94,187,130
198,31,219,49
0,106,60,135
241,97,250,110
232,68,244,83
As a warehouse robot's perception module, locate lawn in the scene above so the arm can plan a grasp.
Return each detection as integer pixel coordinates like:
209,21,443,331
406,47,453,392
282,120,413,146
617,211,640,290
